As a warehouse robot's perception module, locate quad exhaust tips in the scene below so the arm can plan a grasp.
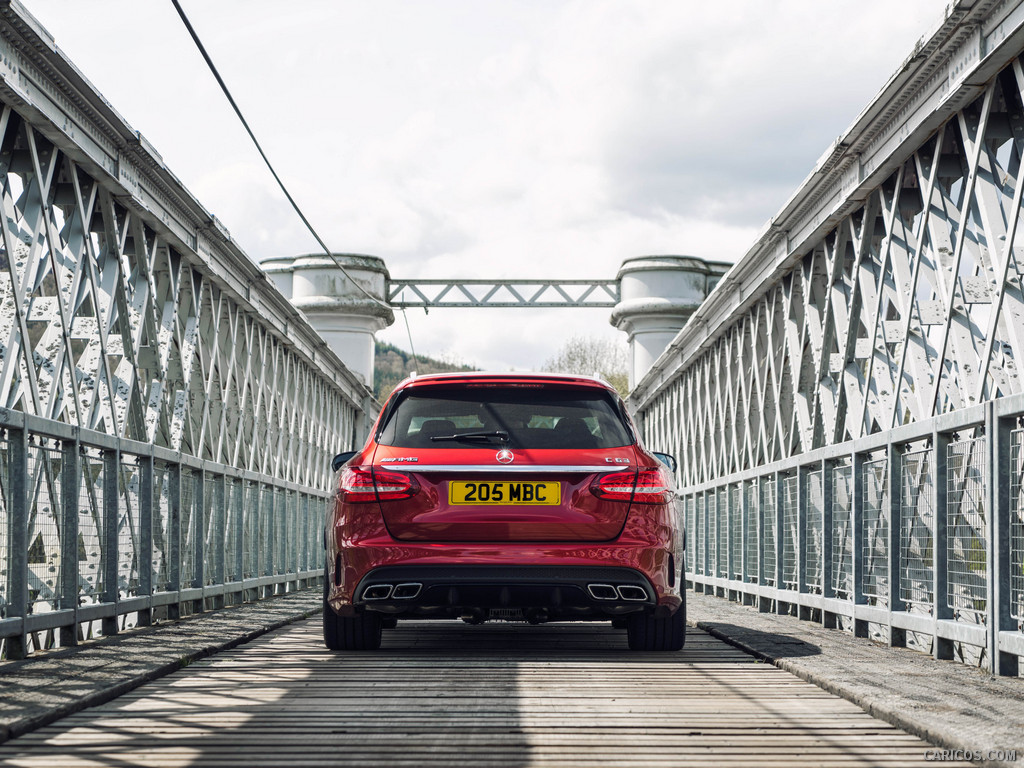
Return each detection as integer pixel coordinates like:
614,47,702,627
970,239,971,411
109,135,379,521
616,585,648,601
587,584,619,600
363,582,422,601
363,584,393,600
587,583,648,601
366,581,645,602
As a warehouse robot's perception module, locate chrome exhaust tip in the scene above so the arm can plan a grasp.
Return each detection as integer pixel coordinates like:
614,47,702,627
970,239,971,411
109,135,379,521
617,585,648,601
363,584,393,600
392,582,422,599
587,583,619,600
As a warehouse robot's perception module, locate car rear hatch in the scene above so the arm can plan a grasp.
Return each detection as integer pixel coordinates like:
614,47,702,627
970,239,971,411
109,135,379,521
371,445,638,542
368,379,643,543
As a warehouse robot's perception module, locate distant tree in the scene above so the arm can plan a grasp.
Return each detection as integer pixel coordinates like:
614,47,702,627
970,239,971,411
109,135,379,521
541,335,629,397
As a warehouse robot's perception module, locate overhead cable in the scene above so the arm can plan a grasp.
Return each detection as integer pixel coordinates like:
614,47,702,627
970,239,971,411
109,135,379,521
169,0,391,312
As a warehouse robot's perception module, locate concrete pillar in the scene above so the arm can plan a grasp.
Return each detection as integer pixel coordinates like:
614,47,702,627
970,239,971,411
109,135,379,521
262,253,394,388
610,255,730,389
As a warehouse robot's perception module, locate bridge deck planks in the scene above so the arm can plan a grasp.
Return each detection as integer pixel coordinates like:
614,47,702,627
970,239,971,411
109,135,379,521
0,621,938,767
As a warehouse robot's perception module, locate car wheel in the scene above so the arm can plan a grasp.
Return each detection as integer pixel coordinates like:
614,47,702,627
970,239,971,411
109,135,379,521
323,565,383,651
626,600,686,652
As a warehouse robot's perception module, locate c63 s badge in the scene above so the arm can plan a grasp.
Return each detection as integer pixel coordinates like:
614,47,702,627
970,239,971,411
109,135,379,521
380,457,419,463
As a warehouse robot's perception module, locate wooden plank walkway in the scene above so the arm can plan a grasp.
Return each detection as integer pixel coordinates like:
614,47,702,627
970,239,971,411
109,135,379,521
0,619,939,767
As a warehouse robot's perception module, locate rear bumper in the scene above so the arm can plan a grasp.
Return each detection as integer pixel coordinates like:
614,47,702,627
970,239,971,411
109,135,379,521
326,494,684,620
327,538,683,619
347,564,663,621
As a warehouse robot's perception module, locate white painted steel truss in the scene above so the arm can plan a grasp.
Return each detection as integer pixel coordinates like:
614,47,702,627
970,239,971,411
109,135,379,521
0,1,372,657
635,2,1024,488
388,279,619,308
630,0,1024,675
0,5,368,485
0,106,363,486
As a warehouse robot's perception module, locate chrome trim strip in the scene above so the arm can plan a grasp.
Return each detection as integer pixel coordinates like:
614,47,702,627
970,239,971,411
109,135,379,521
389,465,617,473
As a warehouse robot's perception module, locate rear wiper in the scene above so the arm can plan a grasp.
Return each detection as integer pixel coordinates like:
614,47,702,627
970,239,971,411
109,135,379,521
430,430,509,443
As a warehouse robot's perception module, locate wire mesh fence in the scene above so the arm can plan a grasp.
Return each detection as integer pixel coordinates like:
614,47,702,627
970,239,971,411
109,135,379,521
204,474,219,587
695,493,705,576
226,479,242,583
261,485,274,578
0,435,8,622
946,438,987,613
745,481,761,581
275,488,287,577
0,432,330,659
685,495,696,575
118,456,142,599
717,487,728,578
298,493,309,573
806,469,824,593
677,398,1024,674
862,457,889,606
832,464,853,599
782,474,798,590
762,478,776,586
181,468,197,590
707,490,718,578
900,449,934,609
244,480,258,580
744,479,758,582
153,462,172,593
78,447,105,604
287,491,298,575
1013,425,1024,622
730,483,742,580
26,440,62,610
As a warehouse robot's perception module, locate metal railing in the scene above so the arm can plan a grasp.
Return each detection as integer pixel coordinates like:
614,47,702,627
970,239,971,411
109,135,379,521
0,409,327,659
681,392,1024,676
0,2,373,659
631,1,1024,677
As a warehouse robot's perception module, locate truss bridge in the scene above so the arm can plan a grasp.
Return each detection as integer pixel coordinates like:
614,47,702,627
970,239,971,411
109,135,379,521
0,0,1023,764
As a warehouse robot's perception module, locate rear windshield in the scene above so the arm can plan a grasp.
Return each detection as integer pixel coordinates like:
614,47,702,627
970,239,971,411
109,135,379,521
377,385,634,449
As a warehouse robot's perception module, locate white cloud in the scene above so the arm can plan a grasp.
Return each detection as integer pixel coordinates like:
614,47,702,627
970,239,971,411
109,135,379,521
27,0,947,371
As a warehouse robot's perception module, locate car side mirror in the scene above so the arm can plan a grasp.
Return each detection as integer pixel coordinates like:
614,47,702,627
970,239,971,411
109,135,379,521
331,451,358,472
652,452,677,473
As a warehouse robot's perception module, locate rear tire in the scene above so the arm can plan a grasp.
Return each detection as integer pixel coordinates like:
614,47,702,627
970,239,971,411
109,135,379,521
626,599,686,651
323,566,383,651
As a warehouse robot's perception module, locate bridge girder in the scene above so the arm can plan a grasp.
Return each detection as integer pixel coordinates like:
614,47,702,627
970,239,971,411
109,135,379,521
0,0,373,654
387,279,620,308
633,0,1024,485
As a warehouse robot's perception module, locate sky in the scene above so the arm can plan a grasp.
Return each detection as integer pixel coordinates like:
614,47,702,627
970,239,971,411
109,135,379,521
24,0,948,373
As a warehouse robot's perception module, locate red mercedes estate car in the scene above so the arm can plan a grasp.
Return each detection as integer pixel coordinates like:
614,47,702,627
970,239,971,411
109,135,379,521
323,372,685,651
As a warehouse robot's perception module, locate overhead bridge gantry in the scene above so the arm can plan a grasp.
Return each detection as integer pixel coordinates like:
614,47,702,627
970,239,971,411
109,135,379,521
386,278,620,308
261,253,730,391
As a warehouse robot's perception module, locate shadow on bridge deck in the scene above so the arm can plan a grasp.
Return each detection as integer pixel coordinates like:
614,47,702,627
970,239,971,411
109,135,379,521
0,603,941,768
685,592,1024,768
1,590,1021,766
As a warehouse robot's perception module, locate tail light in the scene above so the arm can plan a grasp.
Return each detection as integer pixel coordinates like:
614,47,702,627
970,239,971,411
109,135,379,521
338,467,419,503
591,469,671,505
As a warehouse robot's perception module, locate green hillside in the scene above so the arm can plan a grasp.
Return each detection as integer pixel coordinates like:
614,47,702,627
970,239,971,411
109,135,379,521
374,341,474,401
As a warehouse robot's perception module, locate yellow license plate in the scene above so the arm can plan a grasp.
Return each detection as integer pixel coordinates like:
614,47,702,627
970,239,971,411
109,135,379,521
449,481,560,505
